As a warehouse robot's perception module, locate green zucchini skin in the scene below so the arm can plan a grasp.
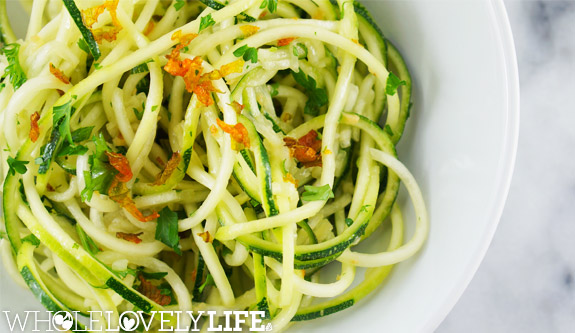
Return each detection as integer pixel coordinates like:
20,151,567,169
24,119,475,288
0,0,418,328
239,115,279,217
217,112,398,270
385,40,413,144
62,0,101,60
17,242,87,332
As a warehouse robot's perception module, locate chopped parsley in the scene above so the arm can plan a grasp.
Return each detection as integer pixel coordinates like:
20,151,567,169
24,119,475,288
198,274,215,294
52,100,75,144
199,14,216,33
57,126,93,157
291,69,328,116
77,38,90,54
36,130,61,174
155,207,182,255
133,102,145,120
110,267,138,279
260,0,278,13
37,100,80,173
81,134,118,202
174,0,186,11
233,45,258,63
385,72,406,96
76,224,100,256
270,83,279,97
345,218,354,227
360,205,370,214
7,157,28,176
302,184,334,201
2,43,27,90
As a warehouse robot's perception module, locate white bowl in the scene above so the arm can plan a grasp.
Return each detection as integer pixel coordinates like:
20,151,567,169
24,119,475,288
300,1,519,332
0,0,519,332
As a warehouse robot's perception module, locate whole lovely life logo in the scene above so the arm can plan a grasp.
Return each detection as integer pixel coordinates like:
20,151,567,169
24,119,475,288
2,310,273,332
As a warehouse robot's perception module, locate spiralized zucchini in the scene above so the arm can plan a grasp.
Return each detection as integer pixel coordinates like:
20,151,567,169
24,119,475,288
0,0,428,331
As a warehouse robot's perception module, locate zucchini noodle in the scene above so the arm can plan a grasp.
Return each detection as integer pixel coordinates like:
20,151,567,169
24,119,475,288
0,0,427,331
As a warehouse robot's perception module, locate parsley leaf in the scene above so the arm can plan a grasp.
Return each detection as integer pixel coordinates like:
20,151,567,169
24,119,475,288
71,126,94,142
199,14,216,33
291,69,328,116
198,274,215,294
360,205,370,213
76,224,100,256
385,72,406,96
174,0,185,11
345,218,353,227
302,184,334,201
158,282,177,304
77,38,90,54
37,130,61,174
2,43,27,90
243,47,258,63
155,207,181,255
56,144,88,157
7,157,28,176
233,45,258,63
57,126,93,157
233,45,248,57
133,101,146,120
270,83,279,97
110,267,138,279
267,0,278,13
53,100,75,144
21,234,40,246
81,134,117,202
133,107,144,120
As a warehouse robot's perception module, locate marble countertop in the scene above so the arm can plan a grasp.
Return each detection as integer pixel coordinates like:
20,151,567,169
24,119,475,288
438,0,575,332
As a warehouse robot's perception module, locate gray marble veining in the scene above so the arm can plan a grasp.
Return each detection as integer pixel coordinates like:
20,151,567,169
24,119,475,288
438,0,575,332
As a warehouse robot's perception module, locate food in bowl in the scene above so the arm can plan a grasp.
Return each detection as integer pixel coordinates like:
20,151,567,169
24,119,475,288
0,0,427,331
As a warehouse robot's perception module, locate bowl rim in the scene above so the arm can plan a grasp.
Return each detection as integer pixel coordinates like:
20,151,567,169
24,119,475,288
422,0,520,331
